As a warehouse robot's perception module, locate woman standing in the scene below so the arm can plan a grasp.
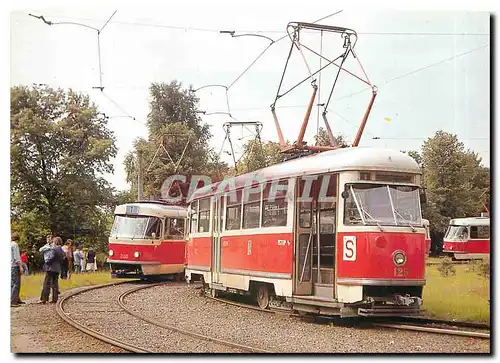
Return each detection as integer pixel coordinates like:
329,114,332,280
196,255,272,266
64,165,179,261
60,243,69,279
20,251,29,276
66,240,73,279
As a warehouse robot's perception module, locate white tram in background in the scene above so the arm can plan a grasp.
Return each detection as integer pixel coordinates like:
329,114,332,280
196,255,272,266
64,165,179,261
185,147,427,317
442,215,490,260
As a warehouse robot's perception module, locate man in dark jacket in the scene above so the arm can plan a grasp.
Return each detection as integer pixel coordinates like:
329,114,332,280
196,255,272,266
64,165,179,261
39,236,65,304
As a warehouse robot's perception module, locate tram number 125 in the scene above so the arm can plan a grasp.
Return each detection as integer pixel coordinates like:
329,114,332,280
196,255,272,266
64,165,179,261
394,267,409,277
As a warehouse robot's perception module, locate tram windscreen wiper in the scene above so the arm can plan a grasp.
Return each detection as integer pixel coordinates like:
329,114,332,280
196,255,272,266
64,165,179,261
349,186,384,231
393,208,416,232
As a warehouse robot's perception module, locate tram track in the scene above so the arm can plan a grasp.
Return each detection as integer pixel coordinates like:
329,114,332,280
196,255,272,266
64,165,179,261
205,290,490,340
56,281,150,353
57,281,271,353
118,284,272,353
371,322,490,339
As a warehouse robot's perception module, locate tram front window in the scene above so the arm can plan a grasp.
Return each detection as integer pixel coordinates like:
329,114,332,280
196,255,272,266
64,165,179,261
111,215,162,239
445,225,468,240
344,183,421,226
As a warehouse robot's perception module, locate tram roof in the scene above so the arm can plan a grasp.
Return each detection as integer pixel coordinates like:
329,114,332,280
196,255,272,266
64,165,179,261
114,202,187,218
190,147,421,202
449,217,490,226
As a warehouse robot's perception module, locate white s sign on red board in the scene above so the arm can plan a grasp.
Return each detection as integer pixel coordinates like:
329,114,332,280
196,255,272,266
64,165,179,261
343,236,357,261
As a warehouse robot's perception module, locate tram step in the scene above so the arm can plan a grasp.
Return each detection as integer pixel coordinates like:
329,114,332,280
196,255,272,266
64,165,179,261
210,283,227,291
358,307,421,317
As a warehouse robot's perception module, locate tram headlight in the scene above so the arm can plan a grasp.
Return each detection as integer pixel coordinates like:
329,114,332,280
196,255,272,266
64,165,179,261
134,251,140,258
393,251,406,266
108,250,114,257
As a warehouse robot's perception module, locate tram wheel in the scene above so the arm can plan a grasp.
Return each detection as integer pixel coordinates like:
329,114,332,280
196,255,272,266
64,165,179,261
256,284,270,309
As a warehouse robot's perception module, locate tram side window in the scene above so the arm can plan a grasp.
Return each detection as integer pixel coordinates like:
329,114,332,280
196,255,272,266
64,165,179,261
166,218,185,239
225,189,242,231
470,225,490,239
190,201,198,234
343,188,362,225
262,180,288,227
198,198,210,233
243,186,262,229
145,217,162,239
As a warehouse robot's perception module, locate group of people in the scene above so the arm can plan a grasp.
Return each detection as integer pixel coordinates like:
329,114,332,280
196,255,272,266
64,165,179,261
10,232,99,307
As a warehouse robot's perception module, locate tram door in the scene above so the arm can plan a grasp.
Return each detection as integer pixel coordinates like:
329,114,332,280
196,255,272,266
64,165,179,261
294,178,314,295
211,195,223,284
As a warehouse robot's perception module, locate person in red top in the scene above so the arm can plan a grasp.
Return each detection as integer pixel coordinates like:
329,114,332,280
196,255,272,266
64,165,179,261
20,251,29,276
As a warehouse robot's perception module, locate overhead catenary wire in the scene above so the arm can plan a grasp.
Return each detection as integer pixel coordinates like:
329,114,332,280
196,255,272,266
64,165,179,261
101,91,145,125
30,13,489,36
208,10,344,99
29,10,117,91
332,43,489,102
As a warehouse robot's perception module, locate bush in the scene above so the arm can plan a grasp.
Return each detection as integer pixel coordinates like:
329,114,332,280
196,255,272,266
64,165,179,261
477,258,490,279
437,257,456,277
96,252,110,270
467,259,481,272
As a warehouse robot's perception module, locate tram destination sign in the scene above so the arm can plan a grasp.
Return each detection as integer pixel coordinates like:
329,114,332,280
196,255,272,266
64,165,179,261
126,205,139,215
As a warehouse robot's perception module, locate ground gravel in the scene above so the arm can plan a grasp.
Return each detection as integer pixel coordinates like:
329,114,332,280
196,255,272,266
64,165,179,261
11,296,126,353
63,282,245,353
123,283,490,353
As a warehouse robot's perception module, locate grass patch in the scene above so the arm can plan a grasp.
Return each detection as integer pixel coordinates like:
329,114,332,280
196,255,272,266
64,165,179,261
426,256,445,264
19,272,115,301
423,263,490,324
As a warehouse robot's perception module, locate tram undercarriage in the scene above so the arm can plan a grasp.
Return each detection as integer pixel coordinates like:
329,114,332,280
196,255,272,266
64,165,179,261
189,270,423,318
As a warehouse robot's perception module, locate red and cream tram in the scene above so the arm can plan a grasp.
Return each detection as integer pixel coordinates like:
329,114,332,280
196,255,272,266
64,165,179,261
423,219,431,256
108,201,187,279
185,147,427,317
442,216,490,260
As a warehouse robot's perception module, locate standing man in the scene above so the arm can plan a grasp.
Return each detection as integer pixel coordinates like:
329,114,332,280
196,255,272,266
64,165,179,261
86,247,97,272
11,232,24,307
39,236,65,304
73,245,82,274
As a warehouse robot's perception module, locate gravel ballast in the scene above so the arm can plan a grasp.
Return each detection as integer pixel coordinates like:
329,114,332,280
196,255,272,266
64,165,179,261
123,283,490,353
11,281,490,353
63,282,245,353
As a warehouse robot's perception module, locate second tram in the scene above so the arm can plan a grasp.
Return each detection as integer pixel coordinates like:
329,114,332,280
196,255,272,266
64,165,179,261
442,216,490,260
185,147,427,317
108,201,187,279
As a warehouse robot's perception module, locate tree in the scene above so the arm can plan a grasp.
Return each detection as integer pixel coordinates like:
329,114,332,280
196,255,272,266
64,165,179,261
236,140,283,174
314,127,348,147
124,81,227,201
11,85,117,247
402,150,423,167
419,131,490,253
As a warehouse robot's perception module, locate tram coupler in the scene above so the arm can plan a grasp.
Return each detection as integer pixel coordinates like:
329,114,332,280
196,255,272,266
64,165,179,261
393,294,422,307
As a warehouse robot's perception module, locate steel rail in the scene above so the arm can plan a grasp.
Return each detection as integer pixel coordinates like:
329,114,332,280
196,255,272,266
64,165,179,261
56,281,153,353
395,316,490,330
206,291,490,339
118,284,273,353
372,322,490,339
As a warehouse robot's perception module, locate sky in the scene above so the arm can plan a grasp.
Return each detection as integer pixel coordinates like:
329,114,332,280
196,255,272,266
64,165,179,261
9,2,491,192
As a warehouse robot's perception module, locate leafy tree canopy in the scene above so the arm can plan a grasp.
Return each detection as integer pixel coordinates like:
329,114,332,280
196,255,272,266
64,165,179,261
124,81,227,201
403,131,489,252
11,85,117,250
314,127,348,147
